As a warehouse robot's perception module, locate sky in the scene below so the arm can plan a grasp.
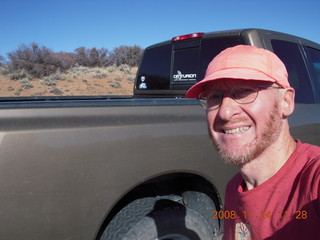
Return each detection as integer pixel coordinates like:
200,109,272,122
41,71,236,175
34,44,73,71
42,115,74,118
1,0,320,59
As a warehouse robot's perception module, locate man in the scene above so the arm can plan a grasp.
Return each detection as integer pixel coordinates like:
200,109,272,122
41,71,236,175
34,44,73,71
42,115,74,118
185,45,320,240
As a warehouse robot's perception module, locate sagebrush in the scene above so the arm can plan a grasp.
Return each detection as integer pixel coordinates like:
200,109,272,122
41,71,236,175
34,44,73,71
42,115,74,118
4,43,143,78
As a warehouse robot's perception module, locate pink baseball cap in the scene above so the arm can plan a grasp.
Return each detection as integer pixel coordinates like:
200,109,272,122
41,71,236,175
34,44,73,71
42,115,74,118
185,45,290,98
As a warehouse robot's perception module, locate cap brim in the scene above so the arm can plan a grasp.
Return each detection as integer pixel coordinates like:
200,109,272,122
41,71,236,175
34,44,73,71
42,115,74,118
185,68,277,98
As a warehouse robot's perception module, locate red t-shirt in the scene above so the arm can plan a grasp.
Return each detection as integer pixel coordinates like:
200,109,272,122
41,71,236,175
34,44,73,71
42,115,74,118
222,140,320,240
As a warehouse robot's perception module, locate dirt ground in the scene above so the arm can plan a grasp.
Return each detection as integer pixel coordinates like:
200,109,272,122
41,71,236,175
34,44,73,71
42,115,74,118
0,66,136,97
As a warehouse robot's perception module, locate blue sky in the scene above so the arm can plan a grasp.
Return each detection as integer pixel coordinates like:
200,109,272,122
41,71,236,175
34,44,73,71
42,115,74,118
1,0,319,59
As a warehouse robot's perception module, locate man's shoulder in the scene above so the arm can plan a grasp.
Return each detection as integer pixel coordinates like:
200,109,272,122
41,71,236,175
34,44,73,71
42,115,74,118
296,140,320,160
297,141,320,181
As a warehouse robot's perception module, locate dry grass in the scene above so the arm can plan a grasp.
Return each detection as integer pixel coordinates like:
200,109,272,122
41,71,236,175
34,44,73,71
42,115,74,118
0,65,136,97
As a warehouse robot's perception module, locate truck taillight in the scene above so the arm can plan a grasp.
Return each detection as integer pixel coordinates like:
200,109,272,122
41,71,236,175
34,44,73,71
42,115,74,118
171,33,203,42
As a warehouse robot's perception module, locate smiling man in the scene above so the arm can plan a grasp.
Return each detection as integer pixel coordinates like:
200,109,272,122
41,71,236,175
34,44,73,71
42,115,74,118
186,45,320,240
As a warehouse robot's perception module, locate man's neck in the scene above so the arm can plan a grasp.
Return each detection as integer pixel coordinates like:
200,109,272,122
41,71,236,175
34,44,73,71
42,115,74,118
239,136,297,191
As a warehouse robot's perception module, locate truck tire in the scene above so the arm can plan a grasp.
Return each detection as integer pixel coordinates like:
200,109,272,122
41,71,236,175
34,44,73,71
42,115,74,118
100,195,217,240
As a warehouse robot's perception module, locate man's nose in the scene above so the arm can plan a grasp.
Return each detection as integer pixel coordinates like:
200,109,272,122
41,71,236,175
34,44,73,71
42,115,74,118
216,94,241,121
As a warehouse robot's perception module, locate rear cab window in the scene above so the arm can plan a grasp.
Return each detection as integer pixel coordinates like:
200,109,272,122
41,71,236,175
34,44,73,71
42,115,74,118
136,44,171,91
135,35,246,95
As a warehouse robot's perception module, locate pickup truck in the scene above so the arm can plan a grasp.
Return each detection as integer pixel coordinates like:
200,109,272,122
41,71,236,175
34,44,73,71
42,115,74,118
0,28,319,240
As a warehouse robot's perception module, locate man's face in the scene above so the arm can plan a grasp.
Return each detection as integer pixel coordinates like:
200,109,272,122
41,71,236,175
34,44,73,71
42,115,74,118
206,79,283,165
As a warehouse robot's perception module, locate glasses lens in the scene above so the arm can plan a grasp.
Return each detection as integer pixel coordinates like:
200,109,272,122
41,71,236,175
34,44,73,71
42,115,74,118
199,90,222,110
232,86,258,104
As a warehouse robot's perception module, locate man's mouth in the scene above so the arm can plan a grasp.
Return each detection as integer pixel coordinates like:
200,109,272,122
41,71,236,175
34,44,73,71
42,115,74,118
223,126,251,135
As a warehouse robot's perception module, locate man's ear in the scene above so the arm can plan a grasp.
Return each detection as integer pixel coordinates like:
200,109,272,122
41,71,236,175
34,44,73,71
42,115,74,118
281,88,295,117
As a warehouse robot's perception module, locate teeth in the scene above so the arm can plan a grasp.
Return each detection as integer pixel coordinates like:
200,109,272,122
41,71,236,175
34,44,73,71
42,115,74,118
224,126,250,135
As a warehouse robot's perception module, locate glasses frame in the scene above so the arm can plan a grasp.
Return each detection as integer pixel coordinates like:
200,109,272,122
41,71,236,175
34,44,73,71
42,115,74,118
198,84,283,111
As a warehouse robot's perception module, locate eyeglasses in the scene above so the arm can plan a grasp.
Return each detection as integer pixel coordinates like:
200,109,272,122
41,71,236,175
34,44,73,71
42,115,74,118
199,85,283,110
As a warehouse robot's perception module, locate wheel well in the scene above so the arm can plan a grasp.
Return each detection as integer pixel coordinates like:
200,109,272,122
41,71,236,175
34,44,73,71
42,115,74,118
96,173,221,239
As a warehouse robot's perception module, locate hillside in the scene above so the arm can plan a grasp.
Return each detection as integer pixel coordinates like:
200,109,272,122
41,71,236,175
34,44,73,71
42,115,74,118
0,65,136,97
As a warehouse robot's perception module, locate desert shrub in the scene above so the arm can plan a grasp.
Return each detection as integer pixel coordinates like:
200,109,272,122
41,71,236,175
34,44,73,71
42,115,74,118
88,47,101,67
48,70,66,81
110,81,121,88
0,55,6,66
93,72,108,79
118,64,131,74
8,43,53,77
50,88,64,95
74,47,110,67
20,77,33,89
67,64,90,74
7,86,15,92
51,52,75,71
114,76,122,82
106,65,117,73
0,65,10,75
9,69,32,80
42,70,65,86
109,45,143,67
43,75,57,86
6,43,143,79
74,47,90,66
127,75,135,82
7,43,74,78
